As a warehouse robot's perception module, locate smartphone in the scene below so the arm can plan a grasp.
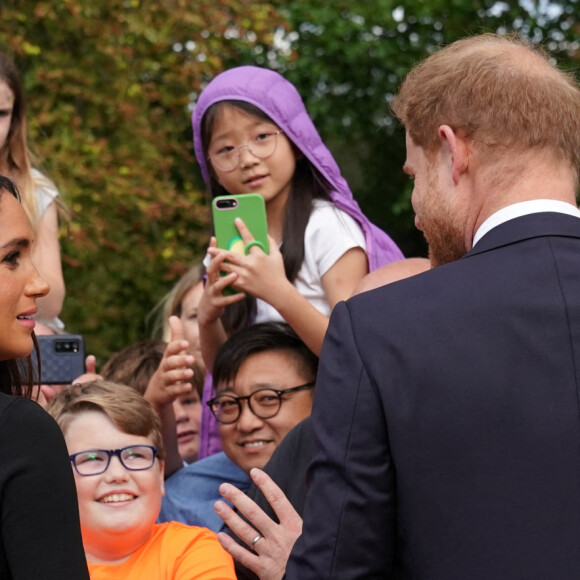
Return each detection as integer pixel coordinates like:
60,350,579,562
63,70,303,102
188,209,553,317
212,193,269,294
212,193,269,255
31,334,86,385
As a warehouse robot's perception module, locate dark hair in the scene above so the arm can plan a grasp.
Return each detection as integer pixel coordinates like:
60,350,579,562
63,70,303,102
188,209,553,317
0,176,37,397
201,101,333,335
212,321,318,389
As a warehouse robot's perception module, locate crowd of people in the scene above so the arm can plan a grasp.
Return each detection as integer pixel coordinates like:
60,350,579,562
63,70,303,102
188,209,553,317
1,30,579,579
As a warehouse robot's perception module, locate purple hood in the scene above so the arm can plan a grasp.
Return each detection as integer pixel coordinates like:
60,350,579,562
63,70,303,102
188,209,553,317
192,66,404,269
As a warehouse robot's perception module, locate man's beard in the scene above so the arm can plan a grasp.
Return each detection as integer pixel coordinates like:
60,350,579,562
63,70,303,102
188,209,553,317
420,163,467,268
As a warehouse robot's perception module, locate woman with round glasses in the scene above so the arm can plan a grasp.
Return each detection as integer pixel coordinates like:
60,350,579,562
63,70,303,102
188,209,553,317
48,381,235,579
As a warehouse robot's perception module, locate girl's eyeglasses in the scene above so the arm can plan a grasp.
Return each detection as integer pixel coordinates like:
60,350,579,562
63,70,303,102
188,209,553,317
209,130,283,173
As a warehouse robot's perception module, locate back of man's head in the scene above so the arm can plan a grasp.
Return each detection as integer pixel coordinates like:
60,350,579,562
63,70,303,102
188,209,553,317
392,34,580,182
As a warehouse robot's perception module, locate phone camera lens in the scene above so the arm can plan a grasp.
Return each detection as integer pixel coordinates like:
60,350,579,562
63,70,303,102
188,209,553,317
216,199,238,209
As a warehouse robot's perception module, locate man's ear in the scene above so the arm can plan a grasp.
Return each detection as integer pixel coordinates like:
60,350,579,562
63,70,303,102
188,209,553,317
438,125,469,185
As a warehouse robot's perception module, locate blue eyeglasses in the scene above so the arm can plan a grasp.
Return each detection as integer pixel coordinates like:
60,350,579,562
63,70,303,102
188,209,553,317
69,445,158,476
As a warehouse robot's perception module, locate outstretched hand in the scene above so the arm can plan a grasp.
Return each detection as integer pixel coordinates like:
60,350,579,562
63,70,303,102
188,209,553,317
214,468,302,580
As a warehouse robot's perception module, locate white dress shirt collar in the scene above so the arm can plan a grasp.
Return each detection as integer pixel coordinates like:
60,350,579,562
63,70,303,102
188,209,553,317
472,199,580,248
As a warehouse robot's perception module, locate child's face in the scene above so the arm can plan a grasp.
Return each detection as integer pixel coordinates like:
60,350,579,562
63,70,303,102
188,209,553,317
173,390,202,464
208,105,297,211
0,80,14,151
64,410,165,557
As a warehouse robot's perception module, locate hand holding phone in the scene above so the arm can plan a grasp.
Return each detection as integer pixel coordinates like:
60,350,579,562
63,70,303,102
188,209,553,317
212,193,269,256
212,193,269,295
32,334,86,385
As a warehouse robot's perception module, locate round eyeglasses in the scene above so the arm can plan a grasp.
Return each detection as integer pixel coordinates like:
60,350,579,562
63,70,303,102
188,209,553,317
207,382,314,424
208,130,284,173
69,445,158,476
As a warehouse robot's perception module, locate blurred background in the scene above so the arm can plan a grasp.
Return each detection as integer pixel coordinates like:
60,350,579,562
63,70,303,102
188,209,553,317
2,0,579,360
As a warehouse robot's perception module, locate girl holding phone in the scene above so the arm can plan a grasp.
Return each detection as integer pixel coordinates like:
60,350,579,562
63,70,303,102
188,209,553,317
193,66,403,457
197,66,403,362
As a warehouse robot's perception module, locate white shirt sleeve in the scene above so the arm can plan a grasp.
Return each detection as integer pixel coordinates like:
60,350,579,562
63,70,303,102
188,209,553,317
304,199,366,277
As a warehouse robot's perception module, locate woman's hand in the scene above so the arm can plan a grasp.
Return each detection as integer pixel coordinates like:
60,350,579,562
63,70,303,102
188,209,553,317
214,468,302,580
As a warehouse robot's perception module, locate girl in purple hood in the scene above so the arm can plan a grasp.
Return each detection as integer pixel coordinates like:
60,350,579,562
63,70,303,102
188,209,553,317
194,66,403,374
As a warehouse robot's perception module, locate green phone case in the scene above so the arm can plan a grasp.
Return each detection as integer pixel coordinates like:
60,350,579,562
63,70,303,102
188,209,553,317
212,193,269,294
212,193,269,255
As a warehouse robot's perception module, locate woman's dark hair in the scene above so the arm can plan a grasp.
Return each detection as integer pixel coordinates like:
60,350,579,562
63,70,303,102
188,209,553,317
212,321,318,389
201,101,333,335
0,175,36,397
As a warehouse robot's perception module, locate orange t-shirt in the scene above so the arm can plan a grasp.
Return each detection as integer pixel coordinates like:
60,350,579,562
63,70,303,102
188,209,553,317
87,522,235,580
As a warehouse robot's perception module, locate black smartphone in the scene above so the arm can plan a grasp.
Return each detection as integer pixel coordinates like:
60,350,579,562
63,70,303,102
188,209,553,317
32,334,86,385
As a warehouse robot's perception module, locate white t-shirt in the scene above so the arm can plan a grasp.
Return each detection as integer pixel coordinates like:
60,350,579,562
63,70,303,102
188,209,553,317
31,168,58,217
255,199,366,323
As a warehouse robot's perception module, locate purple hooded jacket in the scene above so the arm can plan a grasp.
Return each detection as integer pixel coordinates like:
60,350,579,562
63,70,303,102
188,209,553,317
192,65,404,270
193,66,404,459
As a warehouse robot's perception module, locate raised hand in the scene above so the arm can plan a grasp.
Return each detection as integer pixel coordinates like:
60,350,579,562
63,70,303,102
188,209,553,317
144,316,195,409
214,468,303,580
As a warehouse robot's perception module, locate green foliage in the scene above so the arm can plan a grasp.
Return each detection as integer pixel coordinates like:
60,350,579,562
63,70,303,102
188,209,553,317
0,0,284,361
1,0,579,362
275,0,580,256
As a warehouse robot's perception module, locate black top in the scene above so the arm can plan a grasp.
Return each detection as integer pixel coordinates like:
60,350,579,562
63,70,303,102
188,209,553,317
0,392,89,579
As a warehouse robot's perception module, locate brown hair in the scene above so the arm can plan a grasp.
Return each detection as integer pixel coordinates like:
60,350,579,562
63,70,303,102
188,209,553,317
392,34,580,183
101,339,204,398
101,340,166,396
47,381,165,460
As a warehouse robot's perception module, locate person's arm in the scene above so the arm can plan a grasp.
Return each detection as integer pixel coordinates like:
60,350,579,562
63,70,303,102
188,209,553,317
215,469,302,580
285,301,397,578
145,316,196,478
214,219,368,356
32,201,65,321
198,237,246,373
0,397,89,578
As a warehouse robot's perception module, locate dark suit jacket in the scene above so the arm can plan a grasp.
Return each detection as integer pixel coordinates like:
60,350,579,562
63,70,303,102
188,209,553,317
286,212,580,579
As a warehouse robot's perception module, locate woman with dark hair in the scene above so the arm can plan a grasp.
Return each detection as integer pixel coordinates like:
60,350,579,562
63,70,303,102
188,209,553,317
0,176,89,578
